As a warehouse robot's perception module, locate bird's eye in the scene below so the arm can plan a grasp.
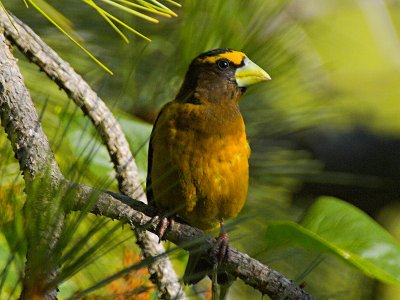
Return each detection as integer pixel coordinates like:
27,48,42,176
217,59,230,70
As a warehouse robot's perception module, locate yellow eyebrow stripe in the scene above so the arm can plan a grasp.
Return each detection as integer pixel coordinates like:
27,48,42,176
198,51,246,65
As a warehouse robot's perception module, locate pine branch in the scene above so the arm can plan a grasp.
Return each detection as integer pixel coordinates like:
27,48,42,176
0,9,184,300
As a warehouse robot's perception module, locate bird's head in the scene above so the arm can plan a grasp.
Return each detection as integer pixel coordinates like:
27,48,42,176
176,48,271,104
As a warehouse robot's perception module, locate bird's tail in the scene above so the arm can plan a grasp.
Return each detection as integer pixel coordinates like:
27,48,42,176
183,252,235,299
183,251,210,285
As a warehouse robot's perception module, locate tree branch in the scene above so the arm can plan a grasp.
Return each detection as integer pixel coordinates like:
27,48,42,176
0,9,184,299
75,185,314,300
0,29,64,300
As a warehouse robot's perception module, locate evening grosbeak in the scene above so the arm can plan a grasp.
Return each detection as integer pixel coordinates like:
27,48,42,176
146,48,270,283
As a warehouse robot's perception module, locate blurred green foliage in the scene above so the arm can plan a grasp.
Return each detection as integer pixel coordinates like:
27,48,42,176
1,0,400,299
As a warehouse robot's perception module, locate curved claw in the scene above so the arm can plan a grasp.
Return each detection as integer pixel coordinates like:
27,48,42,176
210,221,230,265
217,231,229,264
156,215,174,242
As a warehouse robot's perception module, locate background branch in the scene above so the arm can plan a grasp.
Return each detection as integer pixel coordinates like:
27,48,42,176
0,29,64,300
0,9,184,300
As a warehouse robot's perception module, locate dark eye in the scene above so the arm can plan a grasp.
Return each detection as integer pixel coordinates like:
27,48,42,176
217,59,230,70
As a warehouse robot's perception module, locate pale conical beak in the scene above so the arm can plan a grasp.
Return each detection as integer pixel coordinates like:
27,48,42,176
235,57,271,87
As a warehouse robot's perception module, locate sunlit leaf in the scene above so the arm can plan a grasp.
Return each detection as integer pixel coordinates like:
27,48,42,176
265,197,400,284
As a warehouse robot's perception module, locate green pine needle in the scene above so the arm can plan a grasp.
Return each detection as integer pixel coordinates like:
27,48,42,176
165,0,181,7
114,0,172,18
85,0,152,42
137,0,177,17
84,0,130,43
0,1,18,31
98,0,159,23
28,0,114,74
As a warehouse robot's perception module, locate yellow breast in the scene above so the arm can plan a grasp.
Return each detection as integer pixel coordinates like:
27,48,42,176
150,101,250,230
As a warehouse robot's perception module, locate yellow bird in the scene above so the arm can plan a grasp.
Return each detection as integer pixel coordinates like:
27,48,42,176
146,48,270,281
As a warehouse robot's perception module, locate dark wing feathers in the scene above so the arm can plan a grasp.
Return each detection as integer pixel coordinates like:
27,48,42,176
146,103,170,206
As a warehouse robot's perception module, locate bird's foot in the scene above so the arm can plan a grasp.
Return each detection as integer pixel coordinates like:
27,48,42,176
210,225,229,265
156,215,174,242
209,223,232,299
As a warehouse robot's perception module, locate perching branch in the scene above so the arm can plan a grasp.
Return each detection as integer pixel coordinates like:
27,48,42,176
75,185,314,300
0,9,184,300
0,8,314,300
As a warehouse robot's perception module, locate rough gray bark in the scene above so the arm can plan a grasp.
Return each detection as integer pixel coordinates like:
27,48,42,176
0,30,63,300
76,186,314,300
0,10,184,300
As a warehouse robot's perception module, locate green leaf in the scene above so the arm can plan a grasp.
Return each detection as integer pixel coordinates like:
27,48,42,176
265,197,400,285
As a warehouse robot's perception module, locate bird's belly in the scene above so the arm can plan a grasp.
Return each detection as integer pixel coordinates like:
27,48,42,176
152,126,249,231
